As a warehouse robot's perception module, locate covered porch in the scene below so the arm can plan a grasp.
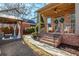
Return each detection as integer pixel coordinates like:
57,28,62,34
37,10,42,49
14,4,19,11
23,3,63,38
37,3,79,48
0,15,23,40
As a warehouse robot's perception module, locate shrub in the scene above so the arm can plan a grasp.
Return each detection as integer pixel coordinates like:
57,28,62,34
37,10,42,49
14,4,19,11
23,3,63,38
1,26,14,34
32,32,37,37
54,19,58,24
25,27,35,34
60,18,64,23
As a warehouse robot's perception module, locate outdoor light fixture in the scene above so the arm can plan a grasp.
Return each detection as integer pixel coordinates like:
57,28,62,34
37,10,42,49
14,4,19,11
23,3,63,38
54,7,61,14
54,8,58,14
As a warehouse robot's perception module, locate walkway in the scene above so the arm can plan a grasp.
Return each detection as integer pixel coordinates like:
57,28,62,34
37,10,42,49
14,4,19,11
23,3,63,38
0,40,37,56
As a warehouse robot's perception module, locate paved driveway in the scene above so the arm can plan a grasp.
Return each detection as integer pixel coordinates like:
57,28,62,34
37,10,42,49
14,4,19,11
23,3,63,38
0,40,37,56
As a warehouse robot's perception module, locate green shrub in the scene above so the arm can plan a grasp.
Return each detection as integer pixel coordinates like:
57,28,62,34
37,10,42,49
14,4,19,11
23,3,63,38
54,19,58,24
60,18,64,23
1,26,13,34
25,27,35,34
32,32,38,39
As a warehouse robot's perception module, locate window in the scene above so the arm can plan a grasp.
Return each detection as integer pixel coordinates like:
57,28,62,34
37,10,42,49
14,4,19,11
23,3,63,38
47,17,52,32
70,13,75,33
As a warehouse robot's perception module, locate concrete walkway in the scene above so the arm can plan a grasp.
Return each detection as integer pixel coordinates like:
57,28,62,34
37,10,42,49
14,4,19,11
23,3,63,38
0,40,37,56
23,35,76,56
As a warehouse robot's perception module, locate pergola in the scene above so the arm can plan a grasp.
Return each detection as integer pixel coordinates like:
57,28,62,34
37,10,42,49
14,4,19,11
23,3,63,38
0,15,23,40
37,3,75,33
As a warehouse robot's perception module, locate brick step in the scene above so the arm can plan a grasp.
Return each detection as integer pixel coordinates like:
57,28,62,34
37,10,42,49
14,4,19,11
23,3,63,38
44,36,54,39
41,36,55,42
40,39,55,46
40,39,61,47
41,37,55,43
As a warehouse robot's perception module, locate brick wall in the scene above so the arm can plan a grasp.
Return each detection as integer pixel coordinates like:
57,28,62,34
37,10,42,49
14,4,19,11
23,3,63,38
62,34,79,47
22,22,31,29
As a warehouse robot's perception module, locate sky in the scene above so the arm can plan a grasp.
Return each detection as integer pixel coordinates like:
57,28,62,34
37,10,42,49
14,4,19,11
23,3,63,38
26,3,46,23
29,3,51,24
0,3,46,23
0,3,51,24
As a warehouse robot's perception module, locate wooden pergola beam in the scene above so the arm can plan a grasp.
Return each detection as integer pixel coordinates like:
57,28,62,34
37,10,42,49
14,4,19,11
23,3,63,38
39,4,75,18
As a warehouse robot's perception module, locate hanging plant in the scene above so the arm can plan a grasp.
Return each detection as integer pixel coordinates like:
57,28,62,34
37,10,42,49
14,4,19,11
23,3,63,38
54,19,58,24
60,18,64,23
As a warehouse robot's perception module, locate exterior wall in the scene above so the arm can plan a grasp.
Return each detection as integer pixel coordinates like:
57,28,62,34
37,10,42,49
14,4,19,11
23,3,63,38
22,22,31,30
18,21,31,35
62,34,79,46
75,3,79,34
64,14,71,25
61,3,79,46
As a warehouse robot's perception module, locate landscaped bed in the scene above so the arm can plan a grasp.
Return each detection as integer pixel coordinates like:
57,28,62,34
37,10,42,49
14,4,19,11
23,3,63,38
58,44,79,56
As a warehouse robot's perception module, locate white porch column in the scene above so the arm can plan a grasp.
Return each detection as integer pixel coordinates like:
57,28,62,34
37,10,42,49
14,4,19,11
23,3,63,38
51,17,55,32
75,3,79,34
42,16,48,33
17,22,21,38
13,24,16,37
37,13,41,33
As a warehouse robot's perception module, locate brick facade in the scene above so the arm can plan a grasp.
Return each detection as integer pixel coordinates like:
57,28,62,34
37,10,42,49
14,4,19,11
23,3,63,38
62,34,79,47
17,21,31,35
22,22,31,30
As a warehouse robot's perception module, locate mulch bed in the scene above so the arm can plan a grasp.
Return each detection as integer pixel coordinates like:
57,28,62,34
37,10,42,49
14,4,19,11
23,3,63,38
58,44,79,56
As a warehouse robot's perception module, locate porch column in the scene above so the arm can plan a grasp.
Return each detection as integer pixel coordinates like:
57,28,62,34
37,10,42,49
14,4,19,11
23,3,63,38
37,13,41,33
13,24,16,37
42,16,48,33
64,14,70,33
17,21,21,38
75,3,79,35
51,17,55,32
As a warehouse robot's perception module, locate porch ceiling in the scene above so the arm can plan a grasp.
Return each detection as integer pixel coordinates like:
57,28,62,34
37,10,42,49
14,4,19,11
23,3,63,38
37,3,75,18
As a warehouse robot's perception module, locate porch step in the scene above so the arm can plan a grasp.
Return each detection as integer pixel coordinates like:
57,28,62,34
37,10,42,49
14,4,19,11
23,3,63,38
41,37,55,43
40,36,61,47
40,39,55,46
44,36,54,39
